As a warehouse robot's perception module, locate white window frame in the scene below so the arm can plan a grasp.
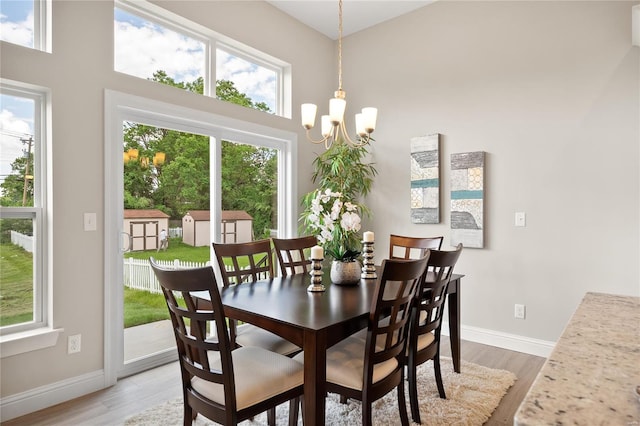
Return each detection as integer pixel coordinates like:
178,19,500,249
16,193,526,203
0,79,59,357
103,89,297,383
114,0,292,118
0,0,52,52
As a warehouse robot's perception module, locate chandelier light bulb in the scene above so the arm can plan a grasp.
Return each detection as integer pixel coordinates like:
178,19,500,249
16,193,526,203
301,103,317,129
321,115,332,137
361,107,378,134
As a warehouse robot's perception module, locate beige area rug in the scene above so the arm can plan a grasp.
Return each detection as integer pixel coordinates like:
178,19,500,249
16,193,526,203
124,358,516,425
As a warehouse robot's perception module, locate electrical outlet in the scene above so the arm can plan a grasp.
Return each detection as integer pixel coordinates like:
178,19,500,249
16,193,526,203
68,334,81,354
514,304,526,319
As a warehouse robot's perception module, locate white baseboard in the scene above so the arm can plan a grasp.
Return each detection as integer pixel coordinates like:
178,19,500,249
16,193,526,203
442,321,555,358
0,370,106,422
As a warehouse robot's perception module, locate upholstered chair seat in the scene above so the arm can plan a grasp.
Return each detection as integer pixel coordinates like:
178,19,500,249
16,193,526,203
236,324,300,356
193,346,303,410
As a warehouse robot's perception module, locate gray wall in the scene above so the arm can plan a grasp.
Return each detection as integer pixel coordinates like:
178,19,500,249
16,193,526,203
344,0,639,342
0,0,638,417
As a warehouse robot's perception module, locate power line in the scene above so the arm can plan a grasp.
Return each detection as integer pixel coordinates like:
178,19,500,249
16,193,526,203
0,129,33,139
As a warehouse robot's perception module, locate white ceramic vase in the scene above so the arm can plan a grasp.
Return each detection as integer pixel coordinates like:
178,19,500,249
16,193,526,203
330,260,361,285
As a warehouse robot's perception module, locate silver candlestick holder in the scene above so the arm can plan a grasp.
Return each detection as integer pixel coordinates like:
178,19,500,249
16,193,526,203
307,258,326,292
361,241,377,279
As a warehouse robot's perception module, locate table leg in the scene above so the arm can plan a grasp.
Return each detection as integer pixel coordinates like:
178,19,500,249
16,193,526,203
448,277,461,373
303,330,327,425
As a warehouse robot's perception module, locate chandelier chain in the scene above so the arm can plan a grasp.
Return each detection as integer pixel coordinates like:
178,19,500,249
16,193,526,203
338,0,343,91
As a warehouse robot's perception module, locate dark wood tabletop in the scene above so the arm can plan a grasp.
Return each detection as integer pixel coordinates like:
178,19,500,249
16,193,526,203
197,270,464,426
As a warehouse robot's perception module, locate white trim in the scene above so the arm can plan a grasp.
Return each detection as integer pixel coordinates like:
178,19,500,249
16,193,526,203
104,89,297,384
0,370,104,422
0,327,62,359
442,321,555,358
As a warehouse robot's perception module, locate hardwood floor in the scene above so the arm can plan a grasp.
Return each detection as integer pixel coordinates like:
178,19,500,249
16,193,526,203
2,340,546,425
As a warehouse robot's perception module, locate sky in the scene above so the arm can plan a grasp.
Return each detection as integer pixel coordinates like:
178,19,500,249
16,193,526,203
0,1,277,184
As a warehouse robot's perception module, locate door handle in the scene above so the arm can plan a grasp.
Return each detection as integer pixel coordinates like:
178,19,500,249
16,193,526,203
121,232,132,252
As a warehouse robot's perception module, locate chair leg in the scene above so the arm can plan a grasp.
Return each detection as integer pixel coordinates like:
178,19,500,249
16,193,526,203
267,407,276,426
434,354,447,399
362,397,373,426
340,394,348,404
408,359,421,424
183,403,194,426
397,381,410,426
288,397,300,426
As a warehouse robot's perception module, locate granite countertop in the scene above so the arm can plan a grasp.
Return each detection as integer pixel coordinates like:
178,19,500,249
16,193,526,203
515,292,640,425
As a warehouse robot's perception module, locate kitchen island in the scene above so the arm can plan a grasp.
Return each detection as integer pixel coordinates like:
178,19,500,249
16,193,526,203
515,292,640,425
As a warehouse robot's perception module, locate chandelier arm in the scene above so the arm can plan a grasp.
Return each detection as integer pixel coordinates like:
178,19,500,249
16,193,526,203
338,121,368,147
305,129,332,146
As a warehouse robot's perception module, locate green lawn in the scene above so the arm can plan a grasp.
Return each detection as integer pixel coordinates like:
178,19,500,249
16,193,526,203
0,238,209,328
0,243,34,326
124,237,211,263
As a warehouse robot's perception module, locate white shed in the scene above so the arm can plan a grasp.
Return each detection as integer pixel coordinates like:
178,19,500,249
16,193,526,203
182,210,253,246
124,209,170,251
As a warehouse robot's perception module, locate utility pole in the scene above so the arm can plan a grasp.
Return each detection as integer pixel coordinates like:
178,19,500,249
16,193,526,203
21,136,33,206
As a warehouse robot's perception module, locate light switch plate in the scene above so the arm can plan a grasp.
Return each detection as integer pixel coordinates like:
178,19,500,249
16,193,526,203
84,213,97,231
515,212,526,227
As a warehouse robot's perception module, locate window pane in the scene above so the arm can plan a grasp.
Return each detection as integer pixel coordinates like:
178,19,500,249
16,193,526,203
221,140,278,240
1,93,35,207
0,217,34,327
114,8,205,91
0,0,34,48
217,48,277,114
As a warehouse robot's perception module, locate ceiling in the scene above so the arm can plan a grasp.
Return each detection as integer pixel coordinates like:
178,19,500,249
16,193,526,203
266,1,435,39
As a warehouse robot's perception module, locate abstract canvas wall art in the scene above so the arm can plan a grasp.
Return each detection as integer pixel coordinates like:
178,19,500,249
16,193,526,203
410,134,440,224
451,151,485,248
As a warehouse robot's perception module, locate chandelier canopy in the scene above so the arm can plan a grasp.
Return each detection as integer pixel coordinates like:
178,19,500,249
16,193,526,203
301,0,378,149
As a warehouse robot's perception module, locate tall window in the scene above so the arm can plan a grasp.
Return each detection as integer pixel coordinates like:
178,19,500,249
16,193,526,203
114,0,288,116
0,0,50,52
0,80,48,334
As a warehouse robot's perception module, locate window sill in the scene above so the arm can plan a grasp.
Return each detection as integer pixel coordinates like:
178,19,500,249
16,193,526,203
0,327,64,358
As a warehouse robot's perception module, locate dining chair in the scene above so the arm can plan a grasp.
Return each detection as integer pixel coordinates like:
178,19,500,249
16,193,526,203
389,234,444,260
212,239,301,356
149,258,303,426
272,235,318,276
296,256,429,426
407,243,463,424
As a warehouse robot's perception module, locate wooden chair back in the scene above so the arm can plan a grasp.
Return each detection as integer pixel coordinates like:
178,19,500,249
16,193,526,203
272,235,318,276
149,258,236,423
407,243,463,423
150,258,303,425
325,255,429,426
389,234,443,260
212,239,274,287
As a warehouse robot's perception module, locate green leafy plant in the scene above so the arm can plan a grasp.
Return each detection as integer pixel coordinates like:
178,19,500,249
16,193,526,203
300,139,377,261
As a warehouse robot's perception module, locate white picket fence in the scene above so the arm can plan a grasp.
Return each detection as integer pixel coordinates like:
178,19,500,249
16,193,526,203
10,231,34,253
124,257,211,294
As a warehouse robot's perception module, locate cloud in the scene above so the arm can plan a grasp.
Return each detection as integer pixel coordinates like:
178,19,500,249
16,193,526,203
0,11,33,47
114,11,277,112
114,20,205,84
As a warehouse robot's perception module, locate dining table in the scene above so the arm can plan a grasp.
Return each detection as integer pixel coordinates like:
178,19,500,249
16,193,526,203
198,268,464,426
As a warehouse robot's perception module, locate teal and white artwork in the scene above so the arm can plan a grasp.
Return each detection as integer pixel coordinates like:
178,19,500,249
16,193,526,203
451,151,484,248
410,134,440,224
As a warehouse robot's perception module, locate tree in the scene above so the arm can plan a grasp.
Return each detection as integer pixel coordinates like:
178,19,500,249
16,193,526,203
122,71,277,238
0,154,33,207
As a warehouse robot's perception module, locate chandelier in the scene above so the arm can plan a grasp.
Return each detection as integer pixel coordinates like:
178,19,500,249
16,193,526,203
300,0,378,149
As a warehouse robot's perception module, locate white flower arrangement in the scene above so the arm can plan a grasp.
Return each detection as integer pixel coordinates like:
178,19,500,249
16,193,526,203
303,189,363,261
